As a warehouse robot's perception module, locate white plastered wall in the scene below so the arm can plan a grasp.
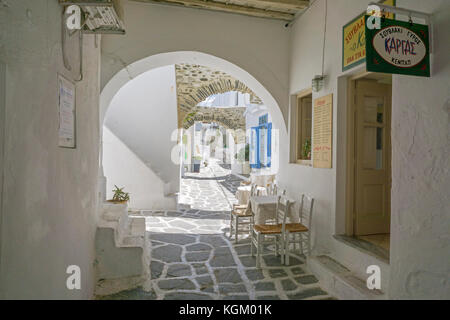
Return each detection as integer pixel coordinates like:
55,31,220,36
0,0,100,299
103,65,179,202
285,0,450,299
103,127,175,210
100,0,290,130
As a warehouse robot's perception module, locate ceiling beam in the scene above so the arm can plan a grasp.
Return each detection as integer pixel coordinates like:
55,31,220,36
132,0,296,21
242,0,309,11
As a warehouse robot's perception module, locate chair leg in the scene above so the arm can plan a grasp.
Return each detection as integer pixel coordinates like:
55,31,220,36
275,236,278,256
285,231,290,266
299,233,304,255
250,228,254,257
307,232,311,256
229,215,233,239
256,233,262,268
235,216,239,244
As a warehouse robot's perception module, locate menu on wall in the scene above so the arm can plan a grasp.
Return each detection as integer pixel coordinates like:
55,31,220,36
313,94,333,169
58,74,76,148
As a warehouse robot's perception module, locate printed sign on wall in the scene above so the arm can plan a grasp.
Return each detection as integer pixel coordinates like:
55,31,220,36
342,0,396,71
313,94,333,169
58,74,76,148
365,16,430,77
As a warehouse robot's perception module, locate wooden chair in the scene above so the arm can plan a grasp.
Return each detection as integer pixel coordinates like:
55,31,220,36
282,194,314,265
268,183,286,196
265,175,276,194
267,183,277,195
230,184,259,243
240,180,251,186
251,195,290,268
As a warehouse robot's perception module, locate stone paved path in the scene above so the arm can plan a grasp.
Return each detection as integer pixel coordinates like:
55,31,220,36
179,160,241,212
98,159,332,300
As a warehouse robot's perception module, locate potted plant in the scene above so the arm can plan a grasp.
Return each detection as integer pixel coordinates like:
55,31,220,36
302,139,311,160
232,144,251,174
231,152,241,174
107,185,130,204
241,143,251,174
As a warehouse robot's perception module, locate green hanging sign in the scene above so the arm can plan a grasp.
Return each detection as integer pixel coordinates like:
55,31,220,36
365,16,430,77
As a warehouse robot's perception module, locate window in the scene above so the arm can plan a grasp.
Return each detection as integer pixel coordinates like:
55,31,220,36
250,114,272,169
291,90,312,164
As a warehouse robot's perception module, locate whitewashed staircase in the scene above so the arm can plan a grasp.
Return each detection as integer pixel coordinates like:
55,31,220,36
94,202,150,296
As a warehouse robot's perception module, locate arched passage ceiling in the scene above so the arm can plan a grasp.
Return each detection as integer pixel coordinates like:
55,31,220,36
175,63,261,129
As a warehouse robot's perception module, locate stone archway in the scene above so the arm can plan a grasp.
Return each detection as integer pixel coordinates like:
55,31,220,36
175,63,260,129
182,107,246,131
100,51,286,136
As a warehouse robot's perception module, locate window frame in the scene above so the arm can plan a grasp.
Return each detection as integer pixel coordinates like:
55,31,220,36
293,88,313,165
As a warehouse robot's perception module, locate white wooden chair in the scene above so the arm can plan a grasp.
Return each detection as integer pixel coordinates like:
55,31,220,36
268,183,286,196
230,184,260,243
250,195,290,268
281,194,314,265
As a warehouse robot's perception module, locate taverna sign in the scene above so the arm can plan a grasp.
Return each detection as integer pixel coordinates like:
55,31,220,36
372,26,426,67
365,16,430,77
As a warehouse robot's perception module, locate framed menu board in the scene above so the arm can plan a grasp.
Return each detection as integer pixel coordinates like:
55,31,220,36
58,74,76,148
313,94,333,169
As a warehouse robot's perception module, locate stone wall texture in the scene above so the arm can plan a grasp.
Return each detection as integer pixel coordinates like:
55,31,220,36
175,64,261,128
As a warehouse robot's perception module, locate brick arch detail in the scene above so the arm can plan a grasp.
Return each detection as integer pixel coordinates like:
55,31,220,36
176,64,261,128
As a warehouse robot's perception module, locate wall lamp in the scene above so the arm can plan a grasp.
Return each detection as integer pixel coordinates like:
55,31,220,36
312,75,325,92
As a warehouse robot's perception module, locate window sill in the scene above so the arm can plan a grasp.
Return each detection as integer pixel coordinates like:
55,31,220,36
294,159,312,167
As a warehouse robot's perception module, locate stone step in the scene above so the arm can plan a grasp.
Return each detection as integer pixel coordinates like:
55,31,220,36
95,205,150,296
95,228,145,296
102,202,127,221
307,255,386,300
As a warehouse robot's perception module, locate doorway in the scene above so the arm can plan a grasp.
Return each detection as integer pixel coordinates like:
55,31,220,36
346,72,392,254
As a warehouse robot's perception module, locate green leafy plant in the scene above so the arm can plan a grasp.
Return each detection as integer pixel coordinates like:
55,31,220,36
236,143,250,163
302,139,311,160
112,185,130,202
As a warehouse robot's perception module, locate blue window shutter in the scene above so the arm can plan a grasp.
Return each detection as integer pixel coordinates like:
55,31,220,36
250,126,260,169
256,126,261,168
267,123,272,168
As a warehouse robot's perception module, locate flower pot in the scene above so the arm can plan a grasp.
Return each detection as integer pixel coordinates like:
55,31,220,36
231,162,243,174
242,162,251,174
106,200,128,204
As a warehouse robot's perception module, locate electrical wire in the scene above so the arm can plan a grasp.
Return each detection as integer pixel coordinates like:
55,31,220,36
321,0,328,76
61,8,83,82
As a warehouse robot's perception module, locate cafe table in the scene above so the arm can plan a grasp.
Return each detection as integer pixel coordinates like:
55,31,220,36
249,195,297,225
235,185,267,205
251,174,276,188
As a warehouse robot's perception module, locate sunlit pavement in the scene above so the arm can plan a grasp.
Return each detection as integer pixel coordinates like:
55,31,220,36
99,159,331,300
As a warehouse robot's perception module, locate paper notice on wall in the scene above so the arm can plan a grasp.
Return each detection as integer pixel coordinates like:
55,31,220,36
313,94,333,169
58,75,76,148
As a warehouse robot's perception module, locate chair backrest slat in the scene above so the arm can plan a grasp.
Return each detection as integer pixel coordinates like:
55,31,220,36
276,195,290,229
299,194,314,229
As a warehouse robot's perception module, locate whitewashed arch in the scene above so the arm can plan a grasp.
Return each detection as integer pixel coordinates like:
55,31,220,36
99,51,285,193
100,51,287,137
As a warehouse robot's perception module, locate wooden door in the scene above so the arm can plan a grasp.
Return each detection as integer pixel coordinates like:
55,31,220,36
354,80,392,235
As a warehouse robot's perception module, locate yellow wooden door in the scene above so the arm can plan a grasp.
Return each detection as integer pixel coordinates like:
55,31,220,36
354,80,392,235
